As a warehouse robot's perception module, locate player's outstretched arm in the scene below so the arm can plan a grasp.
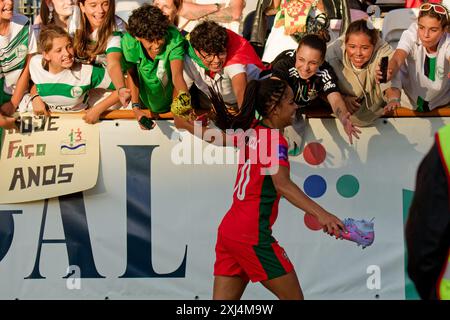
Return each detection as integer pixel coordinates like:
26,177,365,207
271,165,345,236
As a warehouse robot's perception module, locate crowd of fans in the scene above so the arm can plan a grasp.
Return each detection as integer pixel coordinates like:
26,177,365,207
0,0,448,147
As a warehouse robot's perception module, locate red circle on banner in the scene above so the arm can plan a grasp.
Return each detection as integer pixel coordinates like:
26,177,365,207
303,142,326,165
304,213,322,231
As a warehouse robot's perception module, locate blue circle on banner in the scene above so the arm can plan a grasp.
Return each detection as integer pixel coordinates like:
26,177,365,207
303,175,327,198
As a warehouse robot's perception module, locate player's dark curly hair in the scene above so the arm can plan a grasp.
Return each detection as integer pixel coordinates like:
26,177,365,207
209,79,289,131
189,20,227,54
127,4,170,42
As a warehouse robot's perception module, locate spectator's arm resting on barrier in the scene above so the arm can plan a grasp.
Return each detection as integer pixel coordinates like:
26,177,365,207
0,55,32,116
174,116,230,146
30,84,50,117
327,92,361,144
126,68,154,130
170,59,189,96
107,52,131,108
83,90,119,124
383,87,401,114
231,72,247,108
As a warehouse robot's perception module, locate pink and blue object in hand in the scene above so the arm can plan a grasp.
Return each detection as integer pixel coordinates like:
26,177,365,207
339,218,375,249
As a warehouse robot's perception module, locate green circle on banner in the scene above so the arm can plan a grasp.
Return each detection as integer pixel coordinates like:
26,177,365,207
336,175,359,198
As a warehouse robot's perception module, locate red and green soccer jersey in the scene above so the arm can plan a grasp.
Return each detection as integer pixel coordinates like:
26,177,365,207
218,123,290,246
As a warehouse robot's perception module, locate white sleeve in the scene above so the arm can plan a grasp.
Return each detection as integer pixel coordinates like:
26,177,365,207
28,25,39,55
224,64,246,79
182,56,195,89
29,54,42,83
396,24,417,55
106,34,122,54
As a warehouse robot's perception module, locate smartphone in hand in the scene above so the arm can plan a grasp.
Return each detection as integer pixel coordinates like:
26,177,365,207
139,116,155,130
380,56,389,83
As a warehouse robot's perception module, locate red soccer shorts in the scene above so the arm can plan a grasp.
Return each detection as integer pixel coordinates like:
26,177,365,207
214,233,294,282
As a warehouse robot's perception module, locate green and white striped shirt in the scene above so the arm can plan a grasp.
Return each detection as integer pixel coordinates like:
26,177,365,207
30,54,114,112
0,14,30,102
89,16,125,67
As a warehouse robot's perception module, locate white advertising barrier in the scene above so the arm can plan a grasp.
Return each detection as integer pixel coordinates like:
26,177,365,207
0,117,448,300
0,114,99,203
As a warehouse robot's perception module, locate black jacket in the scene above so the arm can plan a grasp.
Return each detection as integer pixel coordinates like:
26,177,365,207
406,141,450,300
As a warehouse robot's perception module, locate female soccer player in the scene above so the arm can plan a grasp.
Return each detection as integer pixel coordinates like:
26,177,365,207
175,78,346,299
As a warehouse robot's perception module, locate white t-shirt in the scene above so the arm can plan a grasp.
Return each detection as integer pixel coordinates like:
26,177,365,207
28,24,40,55
29,54,113,112
183,56,261,106
392,23,450,110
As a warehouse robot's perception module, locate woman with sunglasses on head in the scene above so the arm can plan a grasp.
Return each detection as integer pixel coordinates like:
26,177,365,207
380,3,450,112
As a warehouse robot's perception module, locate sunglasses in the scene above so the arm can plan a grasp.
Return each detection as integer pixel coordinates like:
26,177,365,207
197,50,227,63
419,3,449,17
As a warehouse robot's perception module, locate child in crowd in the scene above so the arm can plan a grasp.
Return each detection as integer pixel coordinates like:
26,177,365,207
326,19,396,126
74,0,130,108
23,25,118,124
29,0,77,113
121,4,187,127
183,20,267,113
382,3,450,112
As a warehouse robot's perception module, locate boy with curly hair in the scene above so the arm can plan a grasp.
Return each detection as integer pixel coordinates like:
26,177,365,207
121,4,188,127
184,20,268,112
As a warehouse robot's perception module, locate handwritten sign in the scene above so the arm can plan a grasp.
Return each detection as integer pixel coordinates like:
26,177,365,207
0,114,99,203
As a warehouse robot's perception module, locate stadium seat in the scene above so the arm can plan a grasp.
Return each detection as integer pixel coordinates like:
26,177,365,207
382,8,419,49
329,9,369,30
115,0,145,22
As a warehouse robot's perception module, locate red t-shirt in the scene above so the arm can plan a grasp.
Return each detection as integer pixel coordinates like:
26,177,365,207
218,123,290,245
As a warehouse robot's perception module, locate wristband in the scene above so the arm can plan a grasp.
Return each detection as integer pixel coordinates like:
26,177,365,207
388,98,400,104
30,94,40,101
118,86,127,93
132,102,142,109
